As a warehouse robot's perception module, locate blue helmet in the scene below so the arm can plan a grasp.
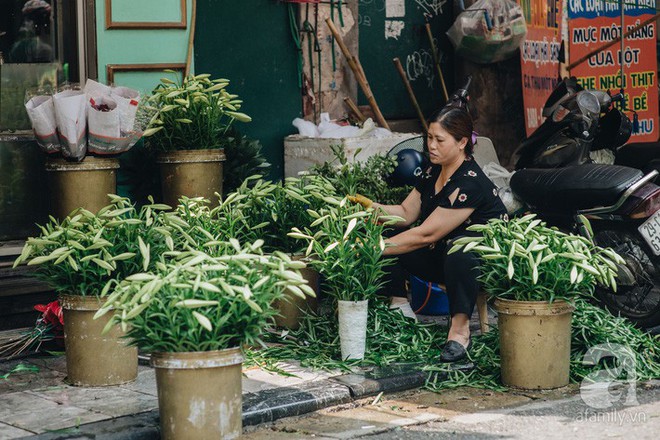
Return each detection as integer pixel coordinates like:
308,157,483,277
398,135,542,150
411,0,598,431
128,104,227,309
388,149,428,187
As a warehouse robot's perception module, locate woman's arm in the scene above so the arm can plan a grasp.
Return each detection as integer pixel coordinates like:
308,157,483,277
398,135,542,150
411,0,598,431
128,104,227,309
374,189,423,228
383,205,474,256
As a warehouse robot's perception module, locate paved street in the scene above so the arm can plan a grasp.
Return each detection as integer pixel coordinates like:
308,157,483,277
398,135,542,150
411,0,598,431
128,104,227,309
243,382,660,439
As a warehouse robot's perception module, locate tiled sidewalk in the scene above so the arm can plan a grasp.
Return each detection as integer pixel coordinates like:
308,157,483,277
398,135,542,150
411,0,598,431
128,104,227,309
0,354,342,438
0,312,493,439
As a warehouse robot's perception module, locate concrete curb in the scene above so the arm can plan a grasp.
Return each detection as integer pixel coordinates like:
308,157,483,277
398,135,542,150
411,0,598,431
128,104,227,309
25,370,427,439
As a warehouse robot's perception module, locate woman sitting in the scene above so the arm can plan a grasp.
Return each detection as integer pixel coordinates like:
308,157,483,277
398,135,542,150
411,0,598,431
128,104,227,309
349,107,507,362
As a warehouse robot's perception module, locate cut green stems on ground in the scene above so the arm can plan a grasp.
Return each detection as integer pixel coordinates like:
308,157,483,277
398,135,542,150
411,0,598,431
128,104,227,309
245,297,659,392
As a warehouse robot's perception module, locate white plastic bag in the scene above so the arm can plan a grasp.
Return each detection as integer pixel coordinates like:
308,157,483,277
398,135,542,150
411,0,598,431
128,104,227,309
447,0,527,64
292,117,320,137
53,87,87,161
482,162,523,215
25,94,61,154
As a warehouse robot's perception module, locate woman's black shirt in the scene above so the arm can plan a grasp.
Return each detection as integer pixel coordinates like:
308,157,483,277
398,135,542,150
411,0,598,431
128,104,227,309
414,156,507,242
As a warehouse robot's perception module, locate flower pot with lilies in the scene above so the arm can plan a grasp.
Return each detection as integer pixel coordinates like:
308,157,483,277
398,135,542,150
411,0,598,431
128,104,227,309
143,73,252,206
289,199,402,359
12,195,173,386
96,244,315,439
222,174,336,328
448,214,623,389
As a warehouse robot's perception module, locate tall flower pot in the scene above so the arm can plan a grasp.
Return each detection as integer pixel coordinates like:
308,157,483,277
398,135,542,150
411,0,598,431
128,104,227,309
273,255,320,329
494,298,574,389
156,149,226,208
59,294,137,386
151,348,243,440
337,299,369,360
45,157,119,220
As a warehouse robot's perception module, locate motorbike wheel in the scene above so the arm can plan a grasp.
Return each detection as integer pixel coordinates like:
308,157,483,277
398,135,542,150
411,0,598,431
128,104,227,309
593,229,660,328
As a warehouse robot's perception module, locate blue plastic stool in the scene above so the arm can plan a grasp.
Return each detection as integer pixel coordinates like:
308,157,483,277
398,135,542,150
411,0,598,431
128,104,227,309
410,275,450,315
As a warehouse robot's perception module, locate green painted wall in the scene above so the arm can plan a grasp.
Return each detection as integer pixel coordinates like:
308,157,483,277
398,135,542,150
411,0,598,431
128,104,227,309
95,0,193,93
95,0,194,203
358,1,454,119
194,0,300,180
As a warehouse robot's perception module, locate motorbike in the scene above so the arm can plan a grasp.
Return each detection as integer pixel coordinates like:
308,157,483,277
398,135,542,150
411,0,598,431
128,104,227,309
511,77,660,328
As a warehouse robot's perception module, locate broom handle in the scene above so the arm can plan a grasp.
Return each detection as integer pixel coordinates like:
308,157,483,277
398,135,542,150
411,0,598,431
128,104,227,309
343,97,366,122
184,0,197,77
425,22,449,102
326,18,390,129
393,58,428,132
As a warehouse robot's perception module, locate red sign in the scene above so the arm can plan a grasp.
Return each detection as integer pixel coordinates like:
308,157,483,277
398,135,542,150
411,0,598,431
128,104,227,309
520,0,563,136
568,0,658,142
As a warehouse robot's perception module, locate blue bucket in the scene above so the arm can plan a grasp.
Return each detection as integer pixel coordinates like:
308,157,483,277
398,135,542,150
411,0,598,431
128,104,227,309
410,275,450,315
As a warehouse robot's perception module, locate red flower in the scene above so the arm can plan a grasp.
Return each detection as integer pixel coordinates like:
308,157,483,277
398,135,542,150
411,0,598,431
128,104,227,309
34,300,64,328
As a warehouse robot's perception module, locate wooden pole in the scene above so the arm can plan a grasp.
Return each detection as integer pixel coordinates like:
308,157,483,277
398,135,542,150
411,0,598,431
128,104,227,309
325,18,390,129
393,58,428,132
343,97,366,122
567,12,660,71
425,23,449,102
184,0,197,77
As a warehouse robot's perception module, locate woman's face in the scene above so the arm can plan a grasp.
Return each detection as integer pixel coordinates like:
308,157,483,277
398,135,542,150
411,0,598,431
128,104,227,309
426,122,468,165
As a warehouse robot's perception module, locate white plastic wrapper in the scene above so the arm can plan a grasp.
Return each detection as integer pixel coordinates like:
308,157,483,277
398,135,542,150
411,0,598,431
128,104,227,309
25,94,61,154
87,95,121,154
83,78,112,98
111,86,140,134
337,300,368,360
82,79,142,155
482,162,524,215
53,88,87,161
447,0,527,64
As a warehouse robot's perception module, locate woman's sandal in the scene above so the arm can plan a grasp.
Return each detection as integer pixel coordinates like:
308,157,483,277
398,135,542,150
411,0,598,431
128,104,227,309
439,339,472,363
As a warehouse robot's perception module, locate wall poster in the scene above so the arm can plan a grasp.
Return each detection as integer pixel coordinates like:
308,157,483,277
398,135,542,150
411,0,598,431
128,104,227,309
568,0,658,142
520,0,563,136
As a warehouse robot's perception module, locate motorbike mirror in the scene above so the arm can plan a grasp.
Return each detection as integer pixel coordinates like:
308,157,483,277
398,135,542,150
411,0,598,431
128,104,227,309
446,75,473,113
610,92,625,102
590,90,612,112
576,91,600,118
542,77,583,118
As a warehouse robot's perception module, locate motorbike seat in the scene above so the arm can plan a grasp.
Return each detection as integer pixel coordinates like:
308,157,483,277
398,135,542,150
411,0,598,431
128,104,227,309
511,164,643,211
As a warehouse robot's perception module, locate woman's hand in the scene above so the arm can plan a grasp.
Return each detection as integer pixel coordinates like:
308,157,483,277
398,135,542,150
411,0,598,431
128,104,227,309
347,193,373,209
